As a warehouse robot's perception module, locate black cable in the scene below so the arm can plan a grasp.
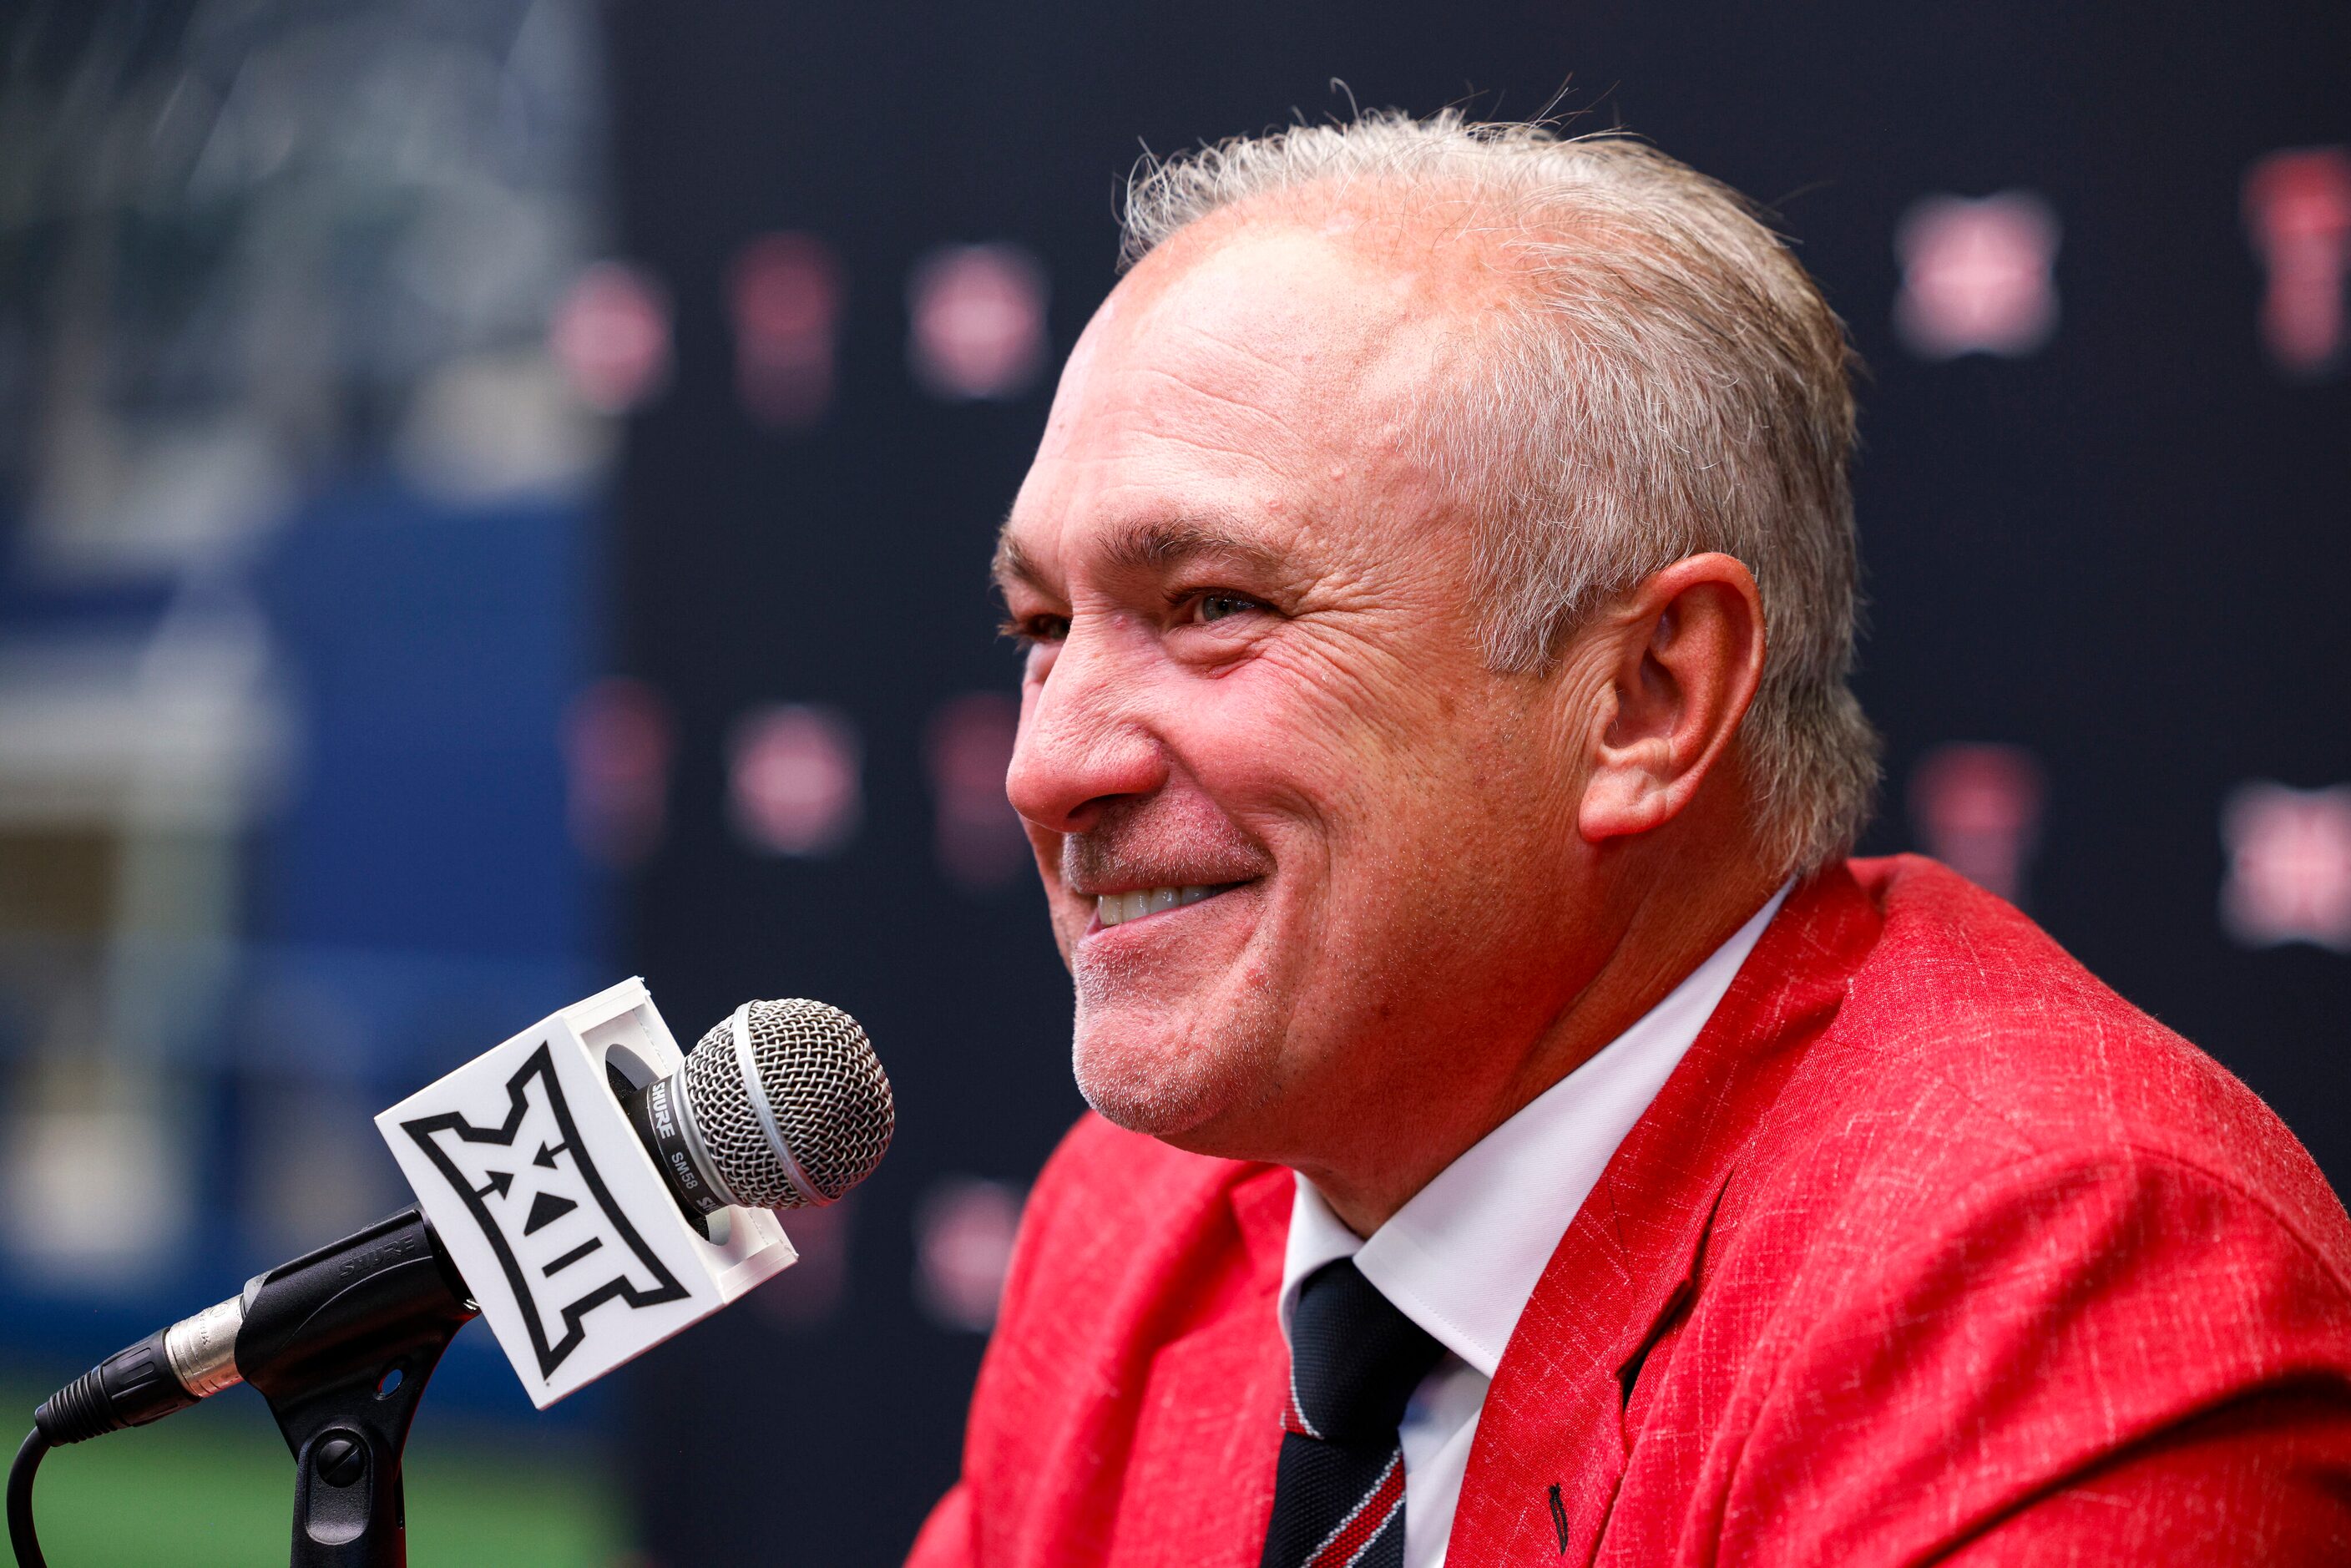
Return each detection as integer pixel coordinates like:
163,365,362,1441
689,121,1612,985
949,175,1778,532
7,1429,48,1568
13,1324,215,1568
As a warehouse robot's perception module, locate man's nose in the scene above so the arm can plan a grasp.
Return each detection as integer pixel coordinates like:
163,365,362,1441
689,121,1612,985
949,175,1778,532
1006,629,1168,836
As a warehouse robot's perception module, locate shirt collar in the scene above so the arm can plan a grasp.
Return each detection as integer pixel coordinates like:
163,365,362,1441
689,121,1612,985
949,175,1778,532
1278,883,1792,1378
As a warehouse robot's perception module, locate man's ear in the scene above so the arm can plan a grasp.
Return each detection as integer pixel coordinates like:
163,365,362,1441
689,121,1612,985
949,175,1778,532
1575,552,1767,845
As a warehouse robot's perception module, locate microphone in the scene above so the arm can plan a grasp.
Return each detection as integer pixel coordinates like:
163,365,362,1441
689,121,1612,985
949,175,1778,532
25,994,892,1447
621,998,893,1217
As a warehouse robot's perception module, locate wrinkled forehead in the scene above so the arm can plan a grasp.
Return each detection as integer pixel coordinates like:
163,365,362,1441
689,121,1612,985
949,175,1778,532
1008,220,1461,584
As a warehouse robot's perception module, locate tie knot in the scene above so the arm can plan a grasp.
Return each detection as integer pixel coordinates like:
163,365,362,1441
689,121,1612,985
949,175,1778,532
1285,1259,1445,1446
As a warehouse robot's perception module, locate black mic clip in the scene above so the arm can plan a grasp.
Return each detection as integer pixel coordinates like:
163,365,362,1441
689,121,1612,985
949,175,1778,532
24,1207,477,1568
236,1208,478,1568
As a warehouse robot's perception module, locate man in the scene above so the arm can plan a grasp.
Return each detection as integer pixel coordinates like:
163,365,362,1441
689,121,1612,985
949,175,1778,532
911,111,2351,1566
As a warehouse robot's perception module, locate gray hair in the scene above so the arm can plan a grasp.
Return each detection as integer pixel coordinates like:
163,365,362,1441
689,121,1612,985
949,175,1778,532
1120,109,1879,875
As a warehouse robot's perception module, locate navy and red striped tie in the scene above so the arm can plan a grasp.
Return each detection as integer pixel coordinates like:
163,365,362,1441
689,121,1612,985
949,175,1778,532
1261,1258,1447,1568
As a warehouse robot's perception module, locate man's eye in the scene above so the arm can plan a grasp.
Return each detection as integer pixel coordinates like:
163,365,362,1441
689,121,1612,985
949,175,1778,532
1192,592,1261,625
999,614,1070,644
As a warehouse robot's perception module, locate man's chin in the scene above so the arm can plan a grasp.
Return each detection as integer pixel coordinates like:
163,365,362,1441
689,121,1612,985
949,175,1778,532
1069,1022,1273,1144
1072,1042,1221,1139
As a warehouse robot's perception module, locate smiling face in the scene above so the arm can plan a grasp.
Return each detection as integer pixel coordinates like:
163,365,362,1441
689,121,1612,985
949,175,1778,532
996,215,1641,1175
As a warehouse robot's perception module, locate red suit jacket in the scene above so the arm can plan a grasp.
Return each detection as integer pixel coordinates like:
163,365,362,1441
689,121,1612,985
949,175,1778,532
909,857,2351,1565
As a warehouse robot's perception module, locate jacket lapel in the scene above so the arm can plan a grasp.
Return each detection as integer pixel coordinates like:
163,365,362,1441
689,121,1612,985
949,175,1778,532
1105,1161,1294,1568
1448,867,1881,1565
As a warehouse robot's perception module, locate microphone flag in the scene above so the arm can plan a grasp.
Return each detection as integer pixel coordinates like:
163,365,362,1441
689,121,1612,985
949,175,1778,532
377,978,799,1407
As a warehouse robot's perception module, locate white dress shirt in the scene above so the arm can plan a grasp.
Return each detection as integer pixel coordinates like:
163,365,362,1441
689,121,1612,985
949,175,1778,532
1277,884,1791,1568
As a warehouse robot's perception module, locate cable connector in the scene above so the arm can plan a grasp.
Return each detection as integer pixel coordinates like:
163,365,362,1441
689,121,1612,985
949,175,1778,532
32,1331,197,1446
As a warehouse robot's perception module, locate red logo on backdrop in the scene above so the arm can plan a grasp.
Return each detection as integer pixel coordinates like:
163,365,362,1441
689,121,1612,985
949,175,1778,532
908,244,1049,401
550,260,672,413
913,1176,1026,1333
730,233,845,428
2221,782,2351,952
2243,147,2351,379
727,704,862,857
1893,193,2061,360
751,1197,852,1331
563,678,675,868
926,692,1029,893
1909,744,2047,907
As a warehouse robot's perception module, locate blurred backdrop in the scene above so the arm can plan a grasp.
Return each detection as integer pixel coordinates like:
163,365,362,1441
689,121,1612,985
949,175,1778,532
0,1,2344,1564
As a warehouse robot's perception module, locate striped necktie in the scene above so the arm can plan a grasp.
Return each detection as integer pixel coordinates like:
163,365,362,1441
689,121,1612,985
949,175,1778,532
1261,1257,1447,1568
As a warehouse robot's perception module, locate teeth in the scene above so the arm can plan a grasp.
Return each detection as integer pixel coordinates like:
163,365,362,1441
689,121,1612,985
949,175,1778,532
1096,884,1219,927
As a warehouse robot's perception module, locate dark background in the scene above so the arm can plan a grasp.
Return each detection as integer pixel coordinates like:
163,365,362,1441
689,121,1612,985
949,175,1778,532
602,3,2348,1563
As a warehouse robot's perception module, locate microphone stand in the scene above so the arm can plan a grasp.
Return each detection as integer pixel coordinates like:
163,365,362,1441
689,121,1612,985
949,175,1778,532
236,1209,478,1567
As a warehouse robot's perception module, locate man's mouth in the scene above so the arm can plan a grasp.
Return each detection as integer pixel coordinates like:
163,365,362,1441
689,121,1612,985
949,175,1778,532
1091,883,1246,928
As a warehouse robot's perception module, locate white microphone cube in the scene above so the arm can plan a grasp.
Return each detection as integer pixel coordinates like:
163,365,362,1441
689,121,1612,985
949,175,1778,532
376,978,798,1408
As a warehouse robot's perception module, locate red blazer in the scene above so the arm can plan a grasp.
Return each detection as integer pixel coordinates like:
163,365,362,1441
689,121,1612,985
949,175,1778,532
910,857,2351,1565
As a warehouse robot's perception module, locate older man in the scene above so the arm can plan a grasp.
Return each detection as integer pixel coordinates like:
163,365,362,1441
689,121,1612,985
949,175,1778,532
912,114,2351,1567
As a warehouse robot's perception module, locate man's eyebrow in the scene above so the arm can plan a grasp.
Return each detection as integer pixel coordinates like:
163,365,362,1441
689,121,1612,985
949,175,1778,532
991,528,1044,595
1099,514,1285,579
993,512,1285,598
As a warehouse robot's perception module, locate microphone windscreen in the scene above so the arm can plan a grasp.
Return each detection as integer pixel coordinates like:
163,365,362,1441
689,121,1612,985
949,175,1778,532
681,999,894,1208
